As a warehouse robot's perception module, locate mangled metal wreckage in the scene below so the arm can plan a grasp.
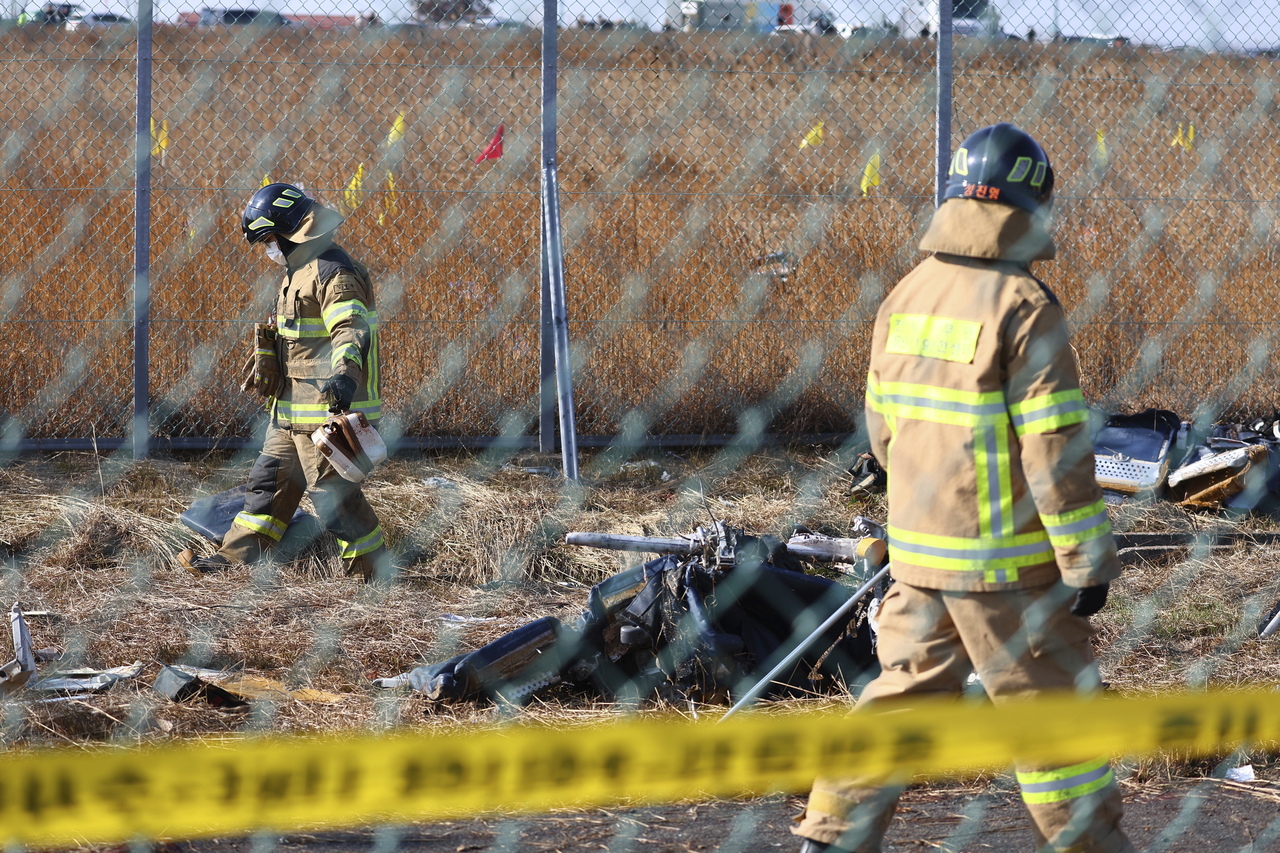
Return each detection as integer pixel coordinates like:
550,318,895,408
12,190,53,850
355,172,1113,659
375,521,891,707
1093,408,1280,510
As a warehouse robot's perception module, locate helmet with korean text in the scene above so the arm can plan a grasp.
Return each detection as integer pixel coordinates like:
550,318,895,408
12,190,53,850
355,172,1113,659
943,123,1054,213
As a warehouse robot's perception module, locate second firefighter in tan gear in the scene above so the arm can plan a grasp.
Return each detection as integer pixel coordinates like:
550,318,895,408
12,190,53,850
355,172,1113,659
180,183,388,582
794,124,1133,853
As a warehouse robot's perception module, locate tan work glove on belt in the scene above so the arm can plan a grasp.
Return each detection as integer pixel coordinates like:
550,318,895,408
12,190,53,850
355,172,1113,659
240,322,282,398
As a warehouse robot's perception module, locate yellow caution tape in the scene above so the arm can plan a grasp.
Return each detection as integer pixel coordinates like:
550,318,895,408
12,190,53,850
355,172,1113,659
2,688,1278,846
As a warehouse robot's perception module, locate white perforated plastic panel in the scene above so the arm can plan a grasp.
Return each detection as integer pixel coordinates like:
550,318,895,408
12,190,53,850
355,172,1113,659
1095,454,1169,493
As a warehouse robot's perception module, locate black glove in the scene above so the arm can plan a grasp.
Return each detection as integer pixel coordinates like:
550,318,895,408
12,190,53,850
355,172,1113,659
1070,583,1110,617
319,374,358,413
847,452,887,496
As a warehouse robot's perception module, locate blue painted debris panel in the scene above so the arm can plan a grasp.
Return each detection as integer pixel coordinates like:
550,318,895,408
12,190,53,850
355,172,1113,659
179,485,316,545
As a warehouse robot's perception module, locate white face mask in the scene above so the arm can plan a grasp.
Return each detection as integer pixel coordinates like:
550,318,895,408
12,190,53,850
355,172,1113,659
265,240,287,266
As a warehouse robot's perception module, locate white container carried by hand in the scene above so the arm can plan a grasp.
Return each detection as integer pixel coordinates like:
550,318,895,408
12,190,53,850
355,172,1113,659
312,412,387,483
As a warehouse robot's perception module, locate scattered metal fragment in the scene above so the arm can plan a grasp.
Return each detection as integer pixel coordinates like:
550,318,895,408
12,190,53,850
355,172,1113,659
1225,764,1257,783
1090,409,1280,512
750,251,796,281
4,602,141,697
0,603,38,693
153,664,344,706
1260,602,1280,640
1167,445,1270,509
153,665,249,707
499,464,560,476
31,662,144,694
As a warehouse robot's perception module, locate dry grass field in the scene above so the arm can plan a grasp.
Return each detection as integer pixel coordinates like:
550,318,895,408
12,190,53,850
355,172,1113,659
3,28,1280,441
3,445,1279,742
3,443,1280,847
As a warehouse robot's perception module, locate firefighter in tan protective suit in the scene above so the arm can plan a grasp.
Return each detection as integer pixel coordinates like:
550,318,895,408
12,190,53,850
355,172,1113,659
794,125,1133,853
177,183,390,582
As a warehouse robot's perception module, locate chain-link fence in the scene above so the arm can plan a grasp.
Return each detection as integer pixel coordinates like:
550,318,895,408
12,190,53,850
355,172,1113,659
5,0,1280,450
4,2,1280,850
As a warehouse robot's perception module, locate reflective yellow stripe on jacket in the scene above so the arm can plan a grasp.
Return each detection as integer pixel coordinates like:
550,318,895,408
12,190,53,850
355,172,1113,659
321,299,380,412
1016,758,1114,804
1041,500,1112,549
866,378,1007,428
323,300,376,369
1008,389,1088,435
275,316,328,339
274,398,382,428
886,525,1053,584
973,421,1014,539
867,375,1104,582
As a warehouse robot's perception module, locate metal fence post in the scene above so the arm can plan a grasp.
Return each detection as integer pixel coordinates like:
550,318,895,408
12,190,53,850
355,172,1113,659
539,251,555,453
539,9,556,456
935,0,953,207
541,0,579,479
133,0,153,460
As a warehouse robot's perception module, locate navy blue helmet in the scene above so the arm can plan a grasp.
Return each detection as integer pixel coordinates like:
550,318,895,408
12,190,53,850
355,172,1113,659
241,183,314,243
944,123,1054,213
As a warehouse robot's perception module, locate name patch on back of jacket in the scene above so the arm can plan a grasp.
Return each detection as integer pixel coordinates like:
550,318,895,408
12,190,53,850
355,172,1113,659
885,313,982,364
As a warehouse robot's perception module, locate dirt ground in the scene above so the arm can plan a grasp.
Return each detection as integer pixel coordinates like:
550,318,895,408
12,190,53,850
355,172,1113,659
173,771,1280,853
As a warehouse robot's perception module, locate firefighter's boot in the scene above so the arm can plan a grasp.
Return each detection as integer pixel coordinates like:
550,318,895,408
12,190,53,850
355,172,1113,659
346,545,393,584
798,840,851,853
176,549,233,576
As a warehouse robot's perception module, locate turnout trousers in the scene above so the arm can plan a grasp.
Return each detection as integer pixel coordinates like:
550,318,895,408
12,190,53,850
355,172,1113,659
217,424,388,581
795,580,1134,853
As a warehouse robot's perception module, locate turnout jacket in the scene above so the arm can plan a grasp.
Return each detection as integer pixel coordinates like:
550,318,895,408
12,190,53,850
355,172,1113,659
866,198,1119,592
271,237,381,430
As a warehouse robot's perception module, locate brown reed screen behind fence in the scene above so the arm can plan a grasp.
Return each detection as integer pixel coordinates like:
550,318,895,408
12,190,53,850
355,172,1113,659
2,5,1279,448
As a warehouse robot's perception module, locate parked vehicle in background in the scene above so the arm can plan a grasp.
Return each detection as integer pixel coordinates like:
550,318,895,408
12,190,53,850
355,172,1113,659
671,0,848,34
771,8,839,35
1060,33,1129,46
451,14,530,29
34,2,78,24
771,16,896,38
839,23,896,38
196,7,295,26
384,15,529,32
410,0,485,24
289,14,356,29
899,0,998,37
64,10,131,29
395,0,530,32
